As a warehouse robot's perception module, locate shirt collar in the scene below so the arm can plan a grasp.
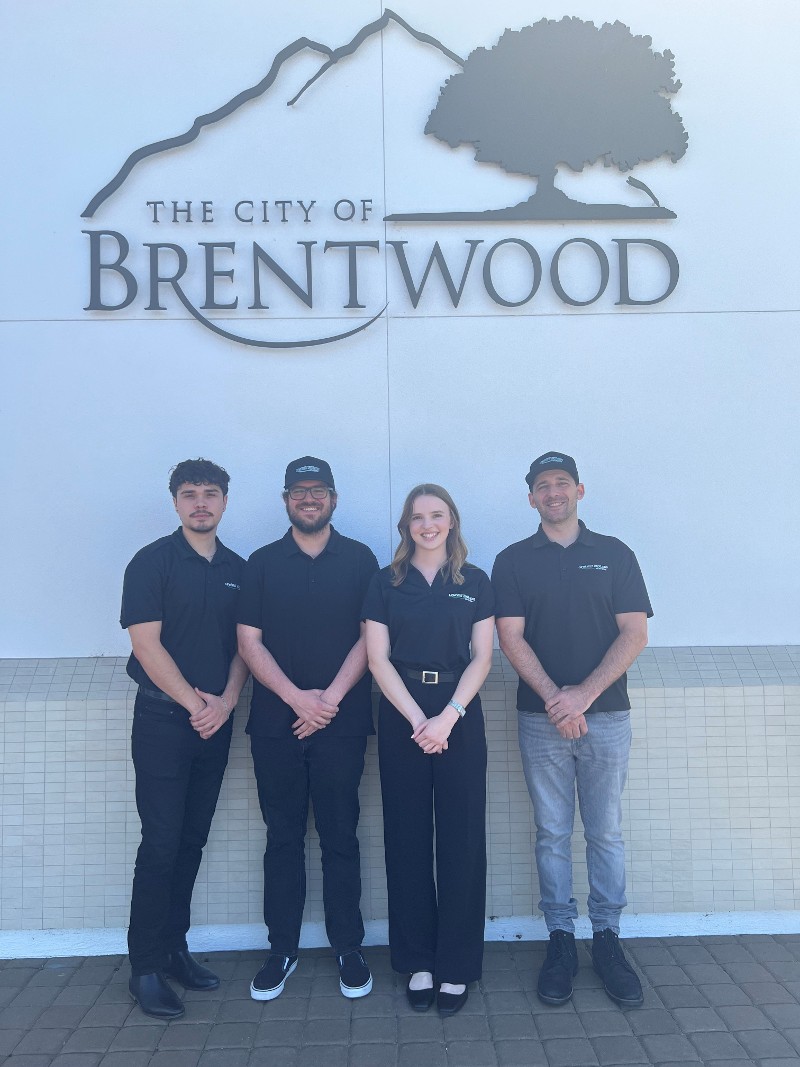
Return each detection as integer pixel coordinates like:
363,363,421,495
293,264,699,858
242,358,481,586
530,519,596,548
281,524,340,557
171,527,231,564
408,563,444,587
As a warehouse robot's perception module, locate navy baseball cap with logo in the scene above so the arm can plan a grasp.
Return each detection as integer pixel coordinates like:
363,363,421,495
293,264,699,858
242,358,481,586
525,451,580,488
284,456,335,491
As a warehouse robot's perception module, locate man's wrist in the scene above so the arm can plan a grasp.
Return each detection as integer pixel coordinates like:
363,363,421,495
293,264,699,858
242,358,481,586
577,682,598,709
282,682,303,708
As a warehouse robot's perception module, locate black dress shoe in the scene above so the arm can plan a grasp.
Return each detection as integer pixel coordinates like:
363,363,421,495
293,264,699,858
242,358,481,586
437,986,468,1015
537,930,578,1005
129,972,185,1018
591,929,643,1007
163,949,220,990
406,975,436,1012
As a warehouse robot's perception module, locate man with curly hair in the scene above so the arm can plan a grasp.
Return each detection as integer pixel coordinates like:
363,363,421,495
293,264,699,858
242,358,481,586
121,458,248,1018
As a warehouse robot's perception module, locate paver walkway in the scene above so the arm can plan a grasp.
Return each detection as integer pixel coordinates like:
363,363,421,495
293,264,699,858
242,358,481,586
3,936,800,1066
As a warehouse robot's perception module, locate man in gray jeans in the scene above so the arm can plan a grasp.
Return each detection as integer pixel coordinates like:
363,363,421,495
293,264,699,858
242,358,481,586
491,452,652,1008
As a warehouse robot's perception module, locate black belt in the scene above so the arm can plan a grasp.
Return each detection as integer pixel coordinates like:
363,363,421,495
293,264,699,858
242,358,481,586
399,666,457,685
138,685,183,705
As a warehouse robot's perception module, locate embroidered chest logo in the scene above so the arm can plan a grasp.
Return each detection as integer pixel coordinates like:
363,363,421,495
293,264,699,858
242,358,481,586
578,564,609,571
449,593,476,602
224,581,241,589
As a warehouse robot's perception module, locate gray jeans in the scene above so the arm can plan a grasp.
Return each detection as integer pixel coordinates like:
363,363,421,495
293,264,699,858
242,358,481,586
518,710,631,934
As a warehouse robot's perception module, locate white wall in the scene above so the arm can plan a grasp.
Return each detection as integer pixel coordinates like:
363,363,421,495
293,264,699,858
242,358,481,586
3,0,799,656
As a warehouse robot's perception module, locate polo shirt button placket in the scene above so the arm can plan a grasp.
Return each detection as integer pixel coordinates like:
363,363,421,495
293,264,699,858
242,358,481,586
559,546,568,582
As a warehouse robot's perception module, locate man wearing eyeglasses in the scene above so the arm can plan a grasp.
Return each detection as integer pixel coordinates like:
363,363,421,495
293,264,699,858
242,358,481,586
237,457,379,1002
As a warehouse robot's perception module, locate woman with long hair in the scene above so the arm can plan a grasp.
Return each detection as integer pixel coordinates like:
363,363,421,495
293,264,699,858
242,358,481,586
363,484,494,1015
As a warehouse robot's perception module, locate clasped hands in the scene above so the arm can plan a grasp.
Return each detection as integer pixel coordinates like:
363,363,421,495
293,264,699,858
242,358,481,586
544,684,591,738
411,708,458,755
290,689,339,739
190,689,232,739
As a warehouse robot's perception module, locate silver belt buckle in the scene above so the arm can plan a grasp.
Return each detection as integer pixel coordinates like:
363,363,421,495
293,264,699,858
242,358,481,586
421,670,438,684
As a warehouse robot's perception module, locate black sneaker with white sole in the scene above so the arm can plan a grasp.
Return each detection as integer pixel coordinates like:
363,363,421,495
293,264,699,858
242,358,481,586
250,954,298,1001
337,950,372,998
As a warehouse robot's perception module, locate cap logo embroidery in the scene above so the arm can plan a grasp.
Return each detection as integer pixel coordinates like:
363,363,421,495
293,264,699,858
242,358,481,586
296,465,320,473
539,456,563,464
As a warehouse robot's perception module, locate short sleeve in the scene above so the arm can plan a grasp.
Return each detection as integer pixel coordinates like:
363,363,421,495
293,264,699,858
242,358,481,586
120,550,164,629
358,546,380,604
612,546,653,618
237,553,266,629
491,549,526,618
472,568,496,622
361,569,389,624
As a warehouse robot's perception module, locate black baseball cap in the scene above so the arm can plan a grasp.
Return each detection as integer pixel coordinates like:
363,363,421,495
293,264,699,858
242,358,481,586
526,452,580,488
284,456,335,491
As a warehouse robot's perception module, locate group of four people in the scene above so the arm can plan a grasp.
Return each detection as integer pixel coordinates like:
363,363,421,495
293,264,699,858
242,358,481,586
121,451,652,1020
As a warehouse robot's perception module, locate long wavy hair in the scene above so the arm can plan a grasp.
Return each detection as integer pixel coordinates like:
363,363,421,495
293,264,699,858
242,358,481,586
390,484,468,587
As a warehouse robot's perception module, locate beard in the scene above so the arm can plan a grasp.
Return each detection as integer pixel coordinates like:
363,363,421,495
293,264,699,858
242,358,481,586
185,514,218,533
286,498,335,534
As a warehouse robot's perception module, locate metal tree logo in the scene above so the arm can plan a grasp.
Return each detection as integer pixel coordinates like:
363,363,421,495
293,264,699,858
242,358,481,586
415,17,687,220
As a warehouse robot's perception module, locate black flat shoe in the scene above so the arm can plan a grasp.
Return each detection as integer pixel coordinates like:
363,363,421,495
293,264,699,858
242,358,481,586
163,949,220,990
437,986,468,1015
129,972,185,1018
406,975,436,1012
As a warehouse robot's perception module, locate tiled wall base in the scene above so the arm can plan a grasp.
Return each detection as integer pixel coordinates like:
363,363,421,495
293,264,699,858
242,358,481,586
2,648,799,957
4,912,800,961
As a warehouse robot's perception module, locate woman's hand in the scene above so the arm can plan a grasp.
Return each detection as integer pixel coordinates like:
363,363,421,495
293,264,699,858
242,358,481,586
412,709,458,755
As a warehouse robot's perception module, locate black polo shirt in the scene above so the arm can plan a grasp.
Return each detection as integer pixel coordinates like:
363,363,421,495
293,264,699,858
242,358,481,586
238,526,379,738
362,563,495,672
120,528,245,695
491,521,652,714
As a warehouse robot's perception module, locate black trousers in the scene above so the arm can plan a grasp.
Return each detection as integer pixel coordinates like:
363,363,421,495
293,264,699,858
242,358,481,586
128,693,232,975
250,731,367,957
378,678,487,985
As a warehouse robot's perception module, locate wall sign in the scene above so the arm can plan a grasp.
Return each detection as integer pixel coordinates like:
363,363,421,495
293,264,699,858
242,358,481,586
82,11,688,348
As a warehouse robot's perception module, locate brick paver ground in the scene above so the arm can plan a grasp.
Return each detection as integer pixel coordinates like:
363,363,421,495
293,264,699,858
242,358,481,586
3,936,800,1066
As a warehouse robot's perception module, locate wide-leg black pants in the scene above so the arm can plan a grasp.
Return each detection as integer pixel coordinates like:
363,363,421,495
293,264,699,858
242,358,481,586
250,732,367,957
128,693,232,975
378,678,487,985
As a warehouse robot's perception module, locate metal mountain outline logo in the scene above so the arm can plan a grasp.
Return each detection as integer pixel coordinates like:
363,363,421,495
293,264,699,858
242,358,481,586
82,10,687,222
81,10,688,348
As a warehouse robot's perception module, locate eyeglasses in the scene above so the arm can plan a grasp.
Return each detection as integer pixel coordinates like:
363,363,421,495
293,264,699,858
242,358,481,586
287,486,333,500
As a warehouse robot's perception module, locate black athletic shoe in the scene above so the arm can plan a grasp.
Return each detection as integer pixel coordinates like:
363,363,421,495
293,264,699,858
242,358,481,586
537,930,579,1005
592,929,644,1006
337,950,373,998
250,954,298,1001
